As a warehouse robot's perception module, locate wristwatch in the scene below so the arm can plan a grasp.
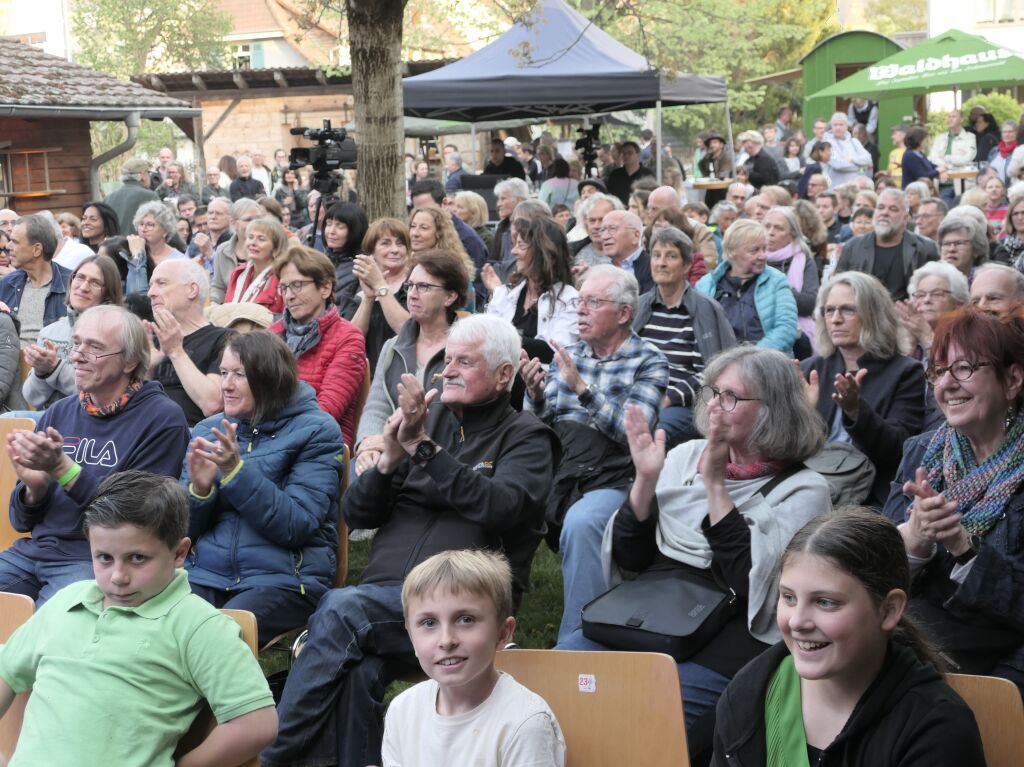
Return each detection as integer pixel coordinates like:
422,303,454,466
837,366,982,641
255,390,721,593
952,534,982,566
375,286,389,300
411,439,440,466
577,383,598,405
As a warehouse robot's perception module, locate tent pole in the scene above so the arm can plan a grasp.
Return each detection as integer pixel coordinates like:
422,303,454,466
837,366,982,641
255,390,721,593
655,100,663,183
724,98,735,180
470,123,477,173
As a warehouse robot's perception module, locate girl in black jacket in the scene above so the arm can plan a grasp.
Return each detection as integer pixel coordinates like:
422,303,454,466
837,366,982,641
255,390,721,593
713,509,984,766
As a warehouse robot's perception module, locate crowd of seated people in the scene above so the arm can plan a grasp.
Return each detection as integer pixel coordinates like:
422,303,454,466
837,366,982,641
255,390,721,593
0,114,1023,767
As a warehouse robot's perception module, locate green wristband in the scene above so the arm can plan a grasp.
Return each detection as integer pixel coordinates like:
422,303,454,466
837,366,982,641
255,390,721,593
56,463,82,488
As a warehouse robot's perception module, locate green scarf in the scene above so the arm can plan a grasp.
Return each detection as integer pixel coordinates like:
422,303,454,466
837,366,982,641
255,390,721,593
765,655,811,767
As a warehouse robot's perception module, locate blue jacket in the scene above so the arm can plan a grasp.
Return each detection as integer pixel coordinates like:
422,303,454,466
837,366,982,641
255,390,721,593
695,260,797,355
182,382,344,599
8,380,190,562
0,262,71,332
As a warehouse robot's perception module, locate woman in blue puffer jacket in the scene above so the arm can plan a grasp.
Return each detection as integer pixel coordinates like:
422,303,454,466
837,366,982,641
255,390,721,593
695,218,798,356
181,330,344,645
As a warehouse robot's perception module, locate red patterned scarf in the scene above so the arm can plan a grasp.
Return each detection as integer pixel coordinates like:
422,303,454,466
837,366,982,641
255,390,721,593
698,451,787,480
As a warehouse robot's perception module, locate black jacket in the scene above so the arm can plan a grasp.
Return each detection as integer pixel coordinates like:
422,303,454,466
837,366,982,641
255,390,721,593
345,393,558,601
834,231,939,302
228,176,266,201
713,641,985,767
883,430,1024,676
630,249,655,295
802,351,926,508
744,150,780,188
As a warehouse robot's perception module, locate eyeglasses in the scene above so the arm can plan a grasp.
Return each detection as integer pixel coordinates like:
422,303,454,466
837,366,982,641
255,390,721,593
569,296,623,311
72,273,105,291
940,239,971,250
925,359,991,384
911,288,952,301
277,279,315,296
822,304,857,319
70,343,122,362
698,385,761,412
403,281,445,294
597,225,623,234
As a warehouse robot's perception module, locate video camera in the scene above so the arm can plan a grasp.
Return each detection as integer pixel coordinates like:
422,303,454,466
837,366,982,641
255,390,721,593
289,119,358,195
575,125,600,177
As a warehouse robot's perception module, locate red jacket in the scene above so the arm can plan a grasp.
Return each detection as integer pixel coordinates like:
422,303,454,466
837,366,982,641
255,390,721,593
271,306,366,445
225,263,285,314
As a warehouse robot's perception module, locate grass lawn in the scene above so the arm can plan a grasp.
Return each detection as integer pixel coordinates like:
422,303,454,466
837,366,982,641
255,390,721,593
258,537,565,682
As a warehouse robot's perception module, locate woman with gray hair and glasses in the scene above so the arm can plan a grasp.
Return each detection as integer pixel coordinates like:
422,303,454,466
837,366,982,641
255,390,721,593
897,261,970,362
801,271,926,507
937,212,988,283
564,346,829,759
124,201,184,294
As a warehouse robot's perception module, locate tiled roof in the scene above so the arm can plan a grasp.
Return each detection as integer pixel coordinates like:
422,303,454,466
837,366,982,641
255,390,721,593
0,38,197,115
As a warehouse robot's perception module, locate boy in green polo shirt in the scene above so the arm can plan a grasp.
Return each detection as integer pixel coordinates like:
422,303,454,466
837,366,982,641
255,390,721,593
0,470,277,767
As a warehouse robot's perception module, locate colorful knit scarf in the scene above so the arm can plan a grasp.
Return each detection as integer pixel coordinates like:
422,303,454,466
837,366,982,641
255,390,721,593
80,378,144,418
914,410,1024,535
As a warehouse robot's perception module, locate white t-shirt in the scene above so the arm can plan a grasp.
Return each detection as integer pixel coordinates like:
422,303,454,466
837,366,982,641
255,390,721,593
381,672,566,767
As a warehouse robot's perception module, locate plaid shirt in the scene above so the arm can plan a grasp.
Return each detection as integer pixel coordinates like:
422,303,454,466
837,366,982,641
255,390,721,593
526,332,668,444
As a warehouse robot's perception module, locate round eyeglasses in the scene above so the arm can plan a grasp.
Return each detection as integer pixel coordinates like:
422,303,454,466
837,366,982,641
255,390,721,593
925,359,991,384
698,385,761,412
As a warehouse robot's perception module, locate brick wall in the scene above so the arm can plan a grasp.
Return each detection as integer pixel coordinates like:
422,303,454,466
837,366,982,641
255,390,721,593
201,94,355,175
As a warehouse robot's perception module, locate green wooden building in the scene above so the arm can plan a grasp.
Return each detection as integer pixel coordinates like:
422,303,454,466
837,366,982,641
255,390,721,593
800,30,917,167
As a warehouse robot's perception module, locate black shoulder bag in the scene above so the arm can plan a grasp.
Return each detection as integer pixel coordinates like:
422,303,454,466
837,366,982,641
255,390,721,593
581,463,804,662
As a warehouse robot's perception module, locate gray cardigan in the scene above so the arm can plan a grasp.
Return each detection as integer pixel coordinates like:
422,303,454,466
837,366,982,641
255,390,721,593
632,285,737,363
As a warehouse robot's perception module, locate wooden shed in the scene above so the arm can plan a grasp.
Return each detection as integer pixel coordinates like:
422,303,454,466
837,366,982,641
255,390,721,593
0,39,198,216
801,30,917,161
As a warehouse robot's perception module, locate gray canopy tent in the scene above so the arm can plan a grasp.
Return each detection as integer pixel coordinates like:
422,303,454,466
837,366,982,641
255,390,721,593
402,0,731,178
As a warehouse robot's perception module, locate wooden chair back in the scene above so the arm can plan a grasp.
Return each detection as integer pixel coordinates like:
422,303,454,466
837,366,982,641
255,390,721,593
0,418,40,550
946,673,1024,767
334,445,350,588
0,593,34,759
495,649,690,767
176,609,260,767
351,364,371,441
18,351,30,386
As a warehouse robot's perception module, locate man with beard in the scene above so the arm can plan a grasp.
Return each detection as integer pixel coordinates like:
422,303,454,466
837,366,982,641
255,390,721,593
835,188,938,301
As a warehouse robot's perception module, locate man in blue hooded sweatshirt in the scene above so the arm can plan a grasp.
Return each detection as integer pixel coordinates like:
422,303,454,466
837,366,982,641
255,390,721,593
0,305,190,604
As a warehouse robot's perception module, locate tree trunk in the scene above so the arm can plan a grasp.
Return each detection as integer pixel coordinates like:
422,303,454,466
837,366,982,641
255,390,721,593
346,0,408,220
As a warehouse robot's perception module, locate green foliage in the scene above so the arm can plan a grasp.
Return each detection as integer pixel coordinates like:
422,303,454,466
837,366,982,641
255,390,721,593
71,0,231,80
72,0,230,192
90,120,190,193
861,0,927,37
963,93,1023,127
562,0,836,138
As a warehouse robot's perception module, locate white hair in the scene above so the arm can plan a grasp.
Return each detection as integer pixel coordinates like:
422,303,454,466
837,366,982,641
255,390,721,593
446,314,522,389
494,177,530,201
582,264,639,314
830,112,850,126
907,261,970,305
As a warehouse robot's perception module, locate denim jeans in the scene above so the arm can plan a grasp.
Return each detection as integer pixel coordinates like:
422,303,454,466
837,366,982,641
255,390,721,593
190,584,318,647
261,583,415,767
0,545,95,605
657,406,699,451
0,411,43,423
557,487,628,645
556,629,730,758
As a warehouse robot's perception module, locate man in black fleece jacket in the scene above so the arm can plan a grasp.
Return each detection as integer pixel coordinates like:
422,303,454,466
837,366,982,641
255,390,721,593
264,315,558,767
